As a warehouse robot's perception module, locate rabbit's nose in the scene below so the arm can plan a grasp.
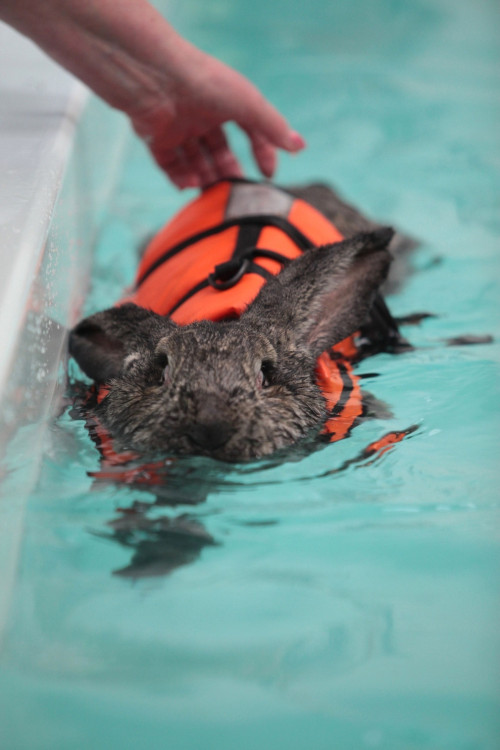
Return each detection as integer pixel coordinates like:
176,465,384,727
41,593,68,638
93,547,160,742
187,419,233,451
187,396,233,450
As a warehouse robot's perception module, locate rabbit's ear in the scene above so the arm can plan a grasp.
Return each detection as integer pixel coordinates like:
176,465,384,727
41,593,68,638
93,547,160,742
246,229,394,358
69,303,170,381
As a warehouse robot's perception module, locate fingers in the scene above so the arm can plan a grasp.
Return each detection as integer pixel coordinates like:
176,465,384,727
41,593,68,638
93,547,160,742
225,77,305,179
131,49,305,189
229,75,306,155
248,133,277,179
246,119,305,179
151,128,243,189
182,129,244,186
222,71,306,177
248,114,306,155
152,147,201,189
202,128,243,180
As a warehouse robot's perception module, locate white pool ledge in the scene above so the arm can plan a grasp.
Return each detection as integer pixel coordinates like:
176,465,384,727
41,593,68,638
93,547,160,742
0,24,87,432
0,23,128,637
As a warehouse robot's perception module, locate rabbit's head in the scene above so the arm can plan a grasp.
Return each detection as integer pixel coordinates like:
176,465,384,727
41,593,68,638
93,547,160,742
70,230,393,462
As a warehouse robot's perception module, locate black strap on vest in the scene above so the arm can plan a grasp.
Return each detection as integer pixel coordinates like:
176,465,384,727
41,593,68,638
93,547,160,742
136,214,314,287
166,245,294,317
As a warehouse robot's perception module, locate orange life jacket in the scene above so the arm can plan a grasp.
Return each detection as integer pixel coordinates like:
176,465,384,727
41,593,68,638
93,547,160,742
87,180,415,483
121,179,363,443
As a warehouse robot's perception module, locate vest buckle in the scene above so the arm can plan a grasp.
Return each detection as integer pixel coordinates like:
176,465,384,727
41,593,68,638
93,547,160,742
208,257,251,291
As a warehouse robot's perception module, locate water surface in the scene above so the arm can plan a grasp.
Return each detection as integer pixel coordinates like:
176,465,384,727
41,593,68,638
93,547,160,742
1,0,499,748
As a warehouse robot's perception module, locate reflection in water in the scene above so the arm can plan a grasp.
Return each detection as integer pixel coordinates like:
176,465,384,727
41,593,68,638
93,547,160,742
96,505,218,578
84,421,418,579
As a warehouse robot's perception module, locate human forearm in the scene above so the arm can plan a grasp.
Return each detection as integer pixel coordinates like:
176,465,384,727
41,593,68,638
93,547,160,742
1,0,305,187
0,0,191,114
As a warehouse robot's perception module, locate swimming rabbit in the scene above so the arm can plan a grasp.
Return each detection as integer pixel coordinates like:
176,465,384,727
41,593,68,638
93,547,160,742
70,180,406,462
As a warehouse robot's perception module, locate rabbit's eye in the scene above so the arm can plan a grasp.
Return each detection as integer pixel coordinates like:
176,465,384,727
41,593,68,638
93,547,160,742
155,351,169,368
257,360,274,389
154,352,170,384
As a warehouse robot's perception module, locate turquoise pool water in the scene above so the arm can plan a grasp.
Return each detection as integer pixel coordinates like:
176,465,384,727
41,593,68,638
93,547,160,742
1,0,499,748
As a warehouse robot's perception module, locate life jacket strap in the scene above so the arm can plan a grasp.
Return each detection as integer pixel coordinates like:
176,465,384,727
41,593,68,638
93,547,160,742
167,246,292,316
208,247,292,291
136,214,314,287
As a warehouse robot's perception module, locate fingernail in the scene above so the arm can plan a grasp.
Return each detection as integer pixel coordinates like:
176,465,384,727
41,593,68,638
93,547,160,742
287,131,306,151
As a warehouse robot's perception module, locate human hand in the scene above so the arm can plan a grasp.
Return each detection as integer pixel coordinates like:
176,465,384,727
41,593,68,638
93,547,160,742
129,40,306,188
1,0,305,189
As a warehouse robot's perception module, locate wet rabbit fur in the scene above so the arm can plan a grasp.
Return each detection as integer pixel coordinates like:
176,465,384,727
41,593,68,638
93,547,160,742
70,184,395,462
